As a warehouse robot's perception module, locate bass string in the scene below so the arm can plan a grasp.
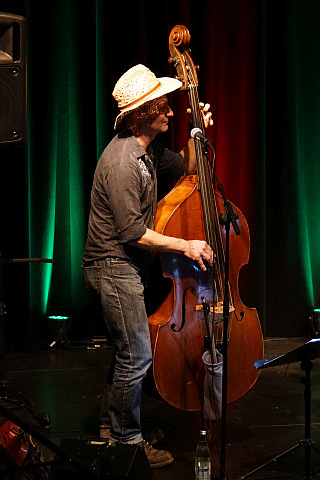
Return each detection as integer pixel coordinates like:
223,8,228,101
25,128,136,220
187,66,225,302
186,57,236,345
187,71,235,341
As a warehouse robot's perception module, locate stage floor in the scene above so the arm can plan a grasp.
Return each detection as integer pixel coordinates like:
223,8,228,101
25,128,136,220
1,337,320,479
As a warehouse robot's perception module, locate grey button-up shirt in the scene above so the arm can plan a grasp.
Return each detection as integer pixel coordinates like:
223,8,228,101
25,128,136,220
83,131,185,268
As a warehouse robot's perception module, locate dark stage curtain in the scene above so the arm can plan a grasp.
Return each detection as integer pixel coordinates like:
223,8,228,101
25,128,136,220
1,0,320,350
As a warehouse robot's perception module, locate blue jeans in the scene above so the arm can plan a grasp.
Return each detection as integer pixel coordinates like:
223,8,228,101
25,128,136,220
82,257,153,443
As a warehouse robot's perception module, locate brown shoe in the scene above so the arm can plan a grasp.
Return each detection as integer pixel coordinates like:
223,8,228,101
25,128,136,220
138,440,174,468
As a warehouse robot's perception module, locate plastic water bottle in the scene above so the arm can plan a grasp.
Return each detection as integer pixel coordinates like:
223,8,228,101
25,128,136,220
195,430,211,480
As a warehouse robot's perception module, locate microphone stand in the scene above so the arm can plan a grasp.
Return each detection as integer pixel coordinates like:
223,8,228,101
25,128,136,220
0,252,53,427
216,173,240,480
199,142,240,480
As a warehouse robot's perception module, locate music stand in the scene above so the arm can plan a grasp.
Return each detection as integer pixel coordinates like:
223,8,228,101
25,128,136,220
241,338,320,480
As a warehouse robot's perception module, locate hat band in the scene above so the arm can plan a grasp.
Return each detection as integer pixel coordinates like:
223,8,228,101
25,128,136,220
119,80,162,112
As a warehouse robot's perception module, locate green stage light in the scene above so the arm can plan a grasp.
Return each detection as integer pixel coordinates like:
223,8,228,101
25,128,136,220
45,315,72,350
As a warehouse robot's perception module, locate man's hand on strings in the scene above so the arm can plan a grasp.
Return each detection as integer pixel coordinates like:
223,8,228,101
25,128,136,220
181,102,214,174
183,240,214,271
186,102,214,130
200,102,214,129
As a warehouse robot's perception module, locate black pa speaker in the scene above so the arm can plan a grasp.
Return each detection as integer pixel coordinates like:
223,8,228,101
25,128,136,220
0,12,27,145
53,438,153,480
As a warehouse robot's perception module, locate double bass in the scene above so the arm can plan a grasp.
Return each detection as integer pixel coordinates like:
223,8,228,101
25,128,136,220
148,25,263,412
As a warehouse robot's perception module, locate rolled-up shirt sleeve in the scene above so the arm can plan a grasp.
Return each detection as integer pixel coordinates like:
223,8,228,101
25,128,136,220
106,162,147,243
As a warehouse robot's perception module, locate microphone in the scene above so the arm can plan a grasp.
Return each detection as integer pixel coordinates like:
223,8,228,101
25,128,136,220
190,127,212,148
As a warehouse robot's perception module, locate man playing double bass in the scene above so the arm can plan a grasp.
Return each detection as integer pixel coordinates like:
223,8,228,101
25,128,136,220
82,64,214,468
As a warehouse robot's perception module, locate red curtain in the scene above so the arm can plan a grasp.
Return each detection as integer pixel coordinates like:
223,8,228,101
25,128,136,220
167,1,265,330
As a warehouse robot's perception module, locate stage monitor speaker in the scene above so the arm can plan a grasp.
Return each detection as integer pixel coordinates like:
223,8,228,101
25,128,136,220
53,438,153,480
0,12,27,145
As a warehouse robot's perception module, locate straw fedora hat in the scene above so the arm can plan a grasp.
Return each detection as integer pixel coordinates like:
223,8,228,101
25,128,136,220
113,64,182,129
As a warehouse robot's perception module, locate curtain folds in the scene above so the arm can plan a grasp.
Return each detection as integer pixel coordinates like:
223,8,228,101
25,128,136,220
2,0,320,349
